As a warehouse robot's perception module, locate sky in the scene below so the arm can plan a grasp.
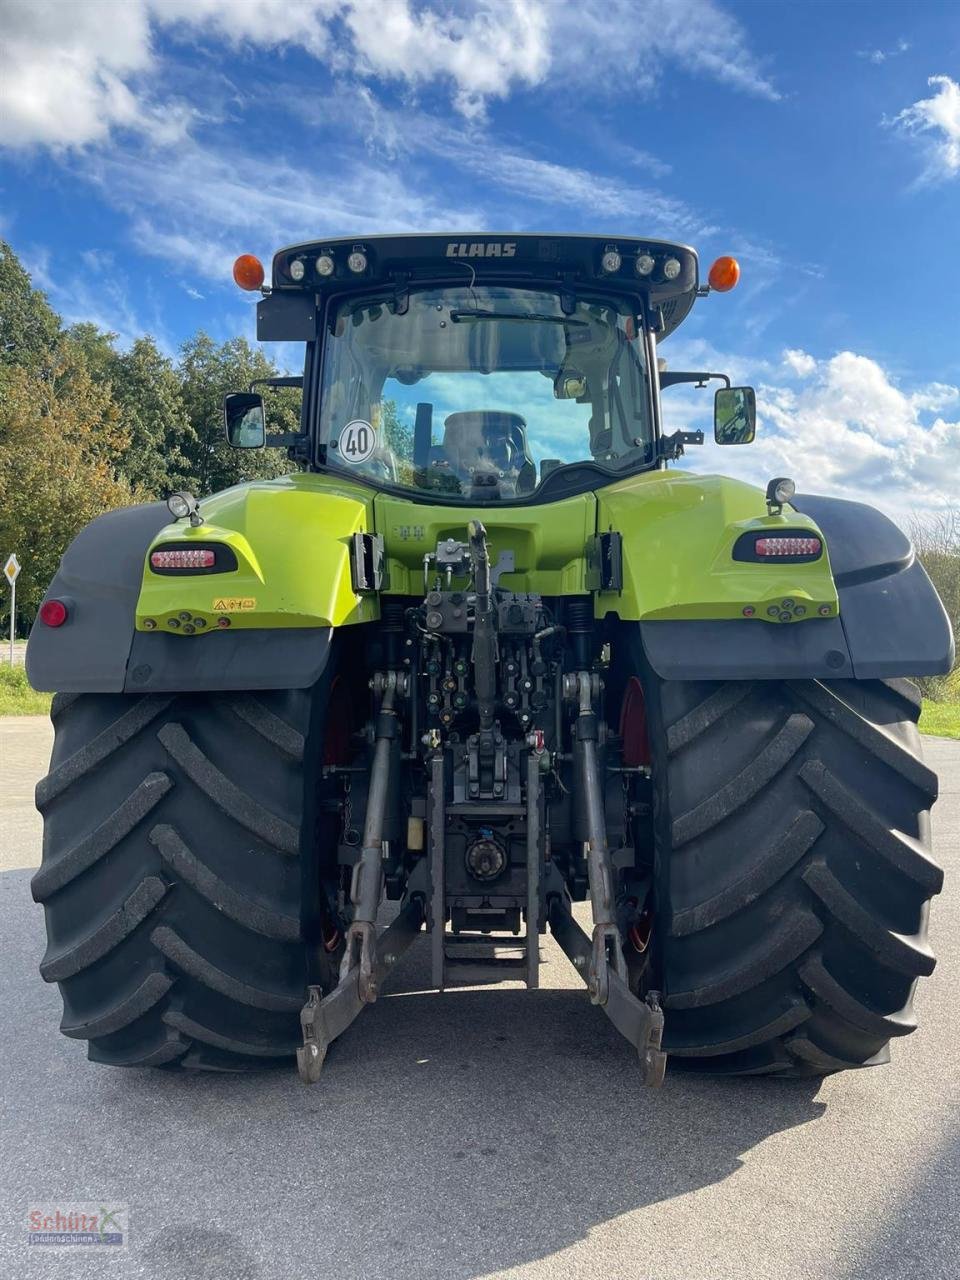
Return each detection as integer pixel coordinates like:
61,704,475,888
0,0,958,523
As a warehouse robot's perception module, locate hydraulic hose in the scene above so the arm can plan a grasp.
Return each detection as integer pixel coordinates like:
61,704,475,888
468,520,499,731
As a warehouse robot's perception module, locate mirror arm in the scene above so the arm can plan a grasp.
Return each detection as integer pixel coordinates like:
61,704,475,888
659,371,731,390
658,429,704,461
249,376,303,392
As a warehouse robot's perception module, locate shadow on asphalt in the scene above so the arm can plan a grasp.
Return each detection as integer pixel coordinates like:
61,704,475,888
4,868,827,1280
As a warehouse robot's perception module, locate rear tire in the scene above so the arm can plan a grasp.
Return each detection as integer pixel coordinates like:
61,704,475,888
32,680,337,1071
643,672,943,1076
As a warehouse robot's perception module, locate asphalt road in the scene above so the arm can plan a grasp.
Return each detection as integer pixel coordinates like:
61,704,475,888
1,717,958,1280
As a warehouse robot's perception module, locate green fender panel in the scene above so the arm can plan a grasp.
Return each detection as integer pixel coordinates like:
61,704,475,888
595,471,839,622
135,474,379,633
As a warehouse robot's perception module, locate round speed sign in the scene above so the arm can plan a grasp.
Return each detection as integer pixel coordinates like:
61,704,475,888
337,420,377,464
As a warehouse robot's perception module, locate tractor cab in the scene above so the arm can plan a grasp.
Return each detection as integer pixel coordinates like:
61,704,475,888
229,234,751,503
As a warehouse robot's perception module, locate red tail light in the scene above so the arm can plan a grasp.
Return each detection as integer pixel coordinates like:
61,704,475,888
39,599,68,627
755,537,822,557
151,548,216,570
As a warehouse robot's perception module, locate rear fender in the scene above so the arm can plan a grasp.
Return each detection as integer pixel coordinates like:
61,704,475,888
639,493,954,681
26,472,378,693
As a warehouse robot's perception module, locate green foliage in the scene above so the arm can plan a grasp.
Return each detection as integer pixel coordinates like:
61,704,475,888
0,341,143,628
0,241,304,635
67,325,197,493
113,337,198,493
0,240,60,374
380,398,413,456
0,664,52,716
920,699,960,740
178,333,299,495
910,509,959,699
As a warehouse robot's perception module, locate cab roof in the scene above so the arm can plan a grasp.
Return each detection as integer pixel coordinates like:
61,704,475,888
268,232,700,341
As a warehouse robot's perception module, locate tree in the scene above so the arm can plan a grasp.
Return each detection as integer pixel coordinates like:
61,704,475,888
178,333,301,496
380,398,413,456
64,322,118,385
112,337,197,494
65,326,197,495
0,240,61,374
910,507,960,698
0,340,142,631
0,243,306,633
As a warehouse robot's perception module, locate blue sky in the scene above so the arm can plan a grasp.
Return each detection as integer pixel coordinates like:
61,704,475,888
1,0,958,519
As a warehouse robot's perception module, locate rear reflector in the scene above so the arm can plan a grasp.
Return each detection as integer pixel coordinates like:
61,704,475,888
754,536,821,558
39,599,68,627
150,548,216,570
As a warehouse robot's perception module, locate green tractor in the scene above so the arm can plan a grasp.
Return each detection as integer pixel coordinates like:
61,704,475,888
28,234,953,1084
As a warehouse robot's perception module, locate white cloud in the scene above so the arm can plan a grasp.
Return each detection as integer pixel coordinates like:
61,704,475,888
889,75,960,183
338,0,551,120
155,0,335,54
82,135,484,284
782,348,817,377
20,237,170,351
857,38,909,65
0,0,152,148
443,144,711,237
289,91,715,239
673,348,960,522
0,0,779,149
551,0,779,103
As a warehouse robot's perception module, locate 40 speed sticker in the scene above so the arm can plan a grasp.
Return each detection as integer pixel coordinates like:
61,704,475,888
337,419,377,463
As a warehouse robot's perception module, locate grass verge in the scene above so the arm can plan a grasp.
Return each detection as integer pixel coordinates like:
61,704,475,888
0,665,52,716
920,698,960,740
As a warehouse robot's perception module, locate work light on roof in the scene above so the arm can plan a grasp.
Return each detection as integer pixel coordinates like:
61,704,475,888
347,250,368,274
662,257,681,281
600,249,622,274
316,253,335,277
289,258,306,282
635,253,655,277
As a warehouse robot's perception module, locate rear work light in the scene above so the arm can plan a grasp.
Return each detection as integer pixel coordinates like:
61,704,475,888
755,536,822,557
732,531,823,563
151,549,216,570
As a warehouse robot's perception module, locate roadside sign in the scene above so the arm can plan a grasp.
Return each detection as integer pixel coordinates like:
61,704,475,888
4,553,20,664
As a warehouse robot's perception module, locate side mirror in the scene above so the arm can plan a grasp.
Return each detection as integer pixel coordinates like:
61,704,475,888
714,386,756,444
554,369,587,400
223,392,266,449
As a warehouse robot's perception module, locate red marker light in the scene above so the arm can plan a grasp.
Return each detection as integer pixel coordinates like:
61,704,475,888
39,599,68,627
708,256,740,292
232,254,265,291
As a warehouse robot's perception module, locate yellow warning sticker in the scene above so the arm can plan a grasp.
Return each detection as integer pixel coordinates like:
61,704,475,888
212,597,257,612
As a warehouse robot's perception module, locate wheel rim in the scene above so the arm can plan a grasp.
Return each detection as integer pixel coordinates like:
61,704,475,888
322,675,354,766
619,676,651,767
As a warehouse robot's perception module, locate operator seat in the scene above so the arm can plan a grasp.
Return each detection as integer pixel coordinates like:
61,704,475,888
442,412,537,495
